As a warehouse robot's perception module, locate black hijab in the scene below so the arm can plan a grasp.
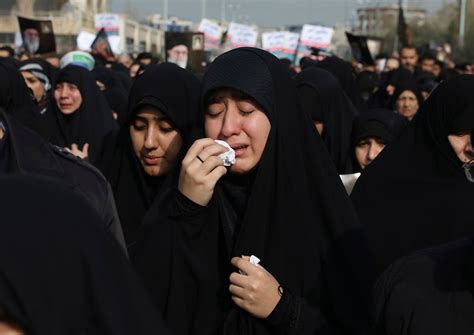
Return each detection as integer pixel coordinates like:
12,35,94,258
93,65,129,125
351,108,408,172
316,56,368,114
351,75,474,275
0,175,170,335
99,63,200,249
294,67,359,174
368,67,417,109
390,81,424,115
50,65,117,164
135,48,374,335
0,59,40,133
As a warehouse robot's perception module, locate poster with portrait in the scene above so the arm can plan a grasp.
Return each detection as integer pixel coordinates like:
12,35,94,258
18,16,56,55
165,32,204,73
345,32,375,66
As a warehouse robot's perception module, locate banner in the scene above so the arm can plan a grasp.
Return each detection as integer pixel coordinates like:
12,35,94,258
262,31,299,61
198,19,224,51
95,14,120,35
227,22,258,48
296,24,334,64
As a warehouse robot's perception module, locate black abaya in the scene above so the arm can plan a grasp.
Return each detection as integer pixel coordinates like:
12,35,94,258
374,238,474,334
316,56,368,114
294,68,359,174
135,48,375,335
351,75,474,276
0,175,169,335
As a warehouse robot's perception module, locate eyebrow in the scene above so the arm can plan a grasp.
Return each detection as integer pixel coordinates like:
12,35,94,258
134,114,170,122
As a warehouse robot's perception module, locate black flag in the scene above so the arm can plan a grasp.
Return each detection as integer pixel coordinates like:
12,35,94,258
91,28,114,60
397,0,410,47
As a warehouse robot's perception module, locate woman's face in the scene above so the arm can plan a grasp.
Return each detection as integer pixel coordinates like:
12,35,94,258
21,71,45,102
448,133,474,163
130,106,183,177
396,90,419,120
0,321,25,335
355,137,386,169
54,82,82,115
205,89,271,174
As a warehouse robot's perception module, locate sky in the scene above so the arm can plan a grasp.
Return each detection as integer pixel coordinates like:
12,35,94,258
109,0,449,27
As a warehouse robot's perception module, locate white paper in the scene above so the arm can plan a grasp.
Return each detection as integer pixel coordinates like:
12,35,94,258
249,255,261,266
199,18,224,51
76,31,96,51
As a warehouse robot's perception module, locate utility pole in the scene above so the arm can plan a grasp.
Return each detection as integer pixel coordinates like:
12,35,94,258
201,0,206,20
163,0,168,19
221,0,226,22
459,0,467,49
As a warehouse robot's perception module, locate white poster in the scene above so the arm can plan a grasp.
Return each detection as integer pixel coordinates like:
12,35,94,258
227,22,258,48
198,19,224,51
95,14,120,34
300,24,334,49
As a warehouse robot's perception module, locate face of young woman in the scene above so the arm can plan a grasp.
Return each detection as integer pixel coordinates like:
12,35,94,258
54,82,83,115
448,133,474,163
205,89,271,174
355,137,386,169
21,71,45,102
0,321,25,335
396,90,419,120
129,106,183,177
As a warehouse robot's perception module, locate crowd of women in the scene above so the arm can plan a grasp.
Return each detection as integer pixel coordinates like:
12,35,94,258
0,42,473,335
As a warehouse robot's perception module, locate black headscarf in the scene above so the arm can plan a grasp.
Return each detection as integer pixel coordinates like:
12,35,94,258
135,48,374,335
316,56,368,114
0,59,39,133
368,67,417,109
93,65,129,125
0,175,170,335
390,81,424,114
351,75,474,275
99,63,200,249
50,65,117,164
351,108,408,171
294,67,359,174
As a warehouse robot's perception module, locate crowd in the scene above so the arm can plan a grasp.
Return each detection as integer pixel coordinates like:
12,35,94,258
0,38,473,335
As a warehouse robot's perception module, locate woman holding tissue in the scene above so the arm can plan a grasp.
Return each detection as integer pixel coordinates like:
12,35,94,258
134,48,374,334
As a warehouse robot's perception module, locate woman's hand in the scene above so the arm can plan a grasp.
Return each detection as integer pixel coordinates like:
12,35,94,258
178,138,228,206
229,256,282,319
69,143,89,160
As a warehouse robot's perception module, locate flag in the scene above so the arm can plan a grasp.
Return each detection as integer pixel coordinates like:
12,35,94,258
91,28,114,60
397,0,410,47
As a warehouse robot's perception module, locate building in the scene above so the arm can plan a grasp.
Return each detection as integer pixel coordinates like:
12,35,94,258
0,0,164,55
355,4,427,38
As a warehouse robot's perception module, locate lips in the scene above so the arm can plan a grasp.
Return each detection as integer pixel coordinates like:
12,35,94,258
229,144,249,157
143,155,162,165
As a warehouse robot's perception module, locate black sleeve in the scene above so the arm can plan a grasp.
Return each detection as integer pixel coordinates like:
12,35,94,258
266,290,334,335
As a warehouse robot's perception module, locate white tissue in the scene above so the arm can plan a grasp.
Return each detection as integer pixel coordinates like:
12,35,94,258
215,140,236,166
249,255,261,266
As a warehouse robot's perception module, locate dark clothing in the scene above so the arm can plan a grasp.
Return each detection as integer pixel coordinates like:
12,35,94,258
0,122,8,173
295,68,359,174
374,238,474,335
50,65,118,165
316,56,368,114
0,110,126,252
0,175,169,335
351,75,474,276
99,63,200,250
135,48,374,335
